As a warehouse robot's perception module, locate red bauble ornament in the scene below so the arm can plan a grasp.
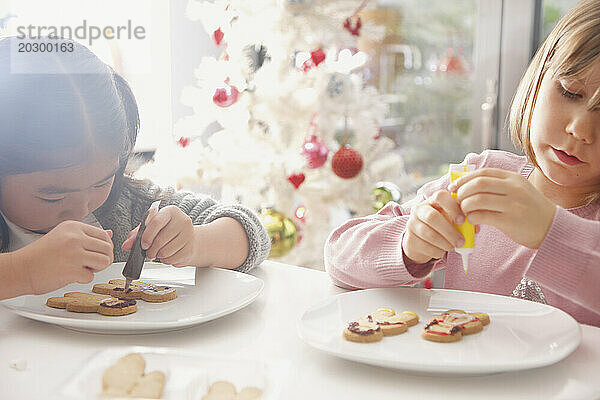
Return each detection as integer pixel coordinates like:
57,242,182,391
424,278,433,289
302,48,326,72
287,173,306,189
311,48,326,66
301,135,328,169
343,16,362,36
177,137,191,148
213,28,224,45
331,145,363,179
213,83,239,107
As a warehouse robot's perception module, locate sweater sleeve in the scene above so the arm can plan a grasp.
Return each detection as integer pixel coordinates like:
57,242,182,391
525,206,600,314
113,182,270,273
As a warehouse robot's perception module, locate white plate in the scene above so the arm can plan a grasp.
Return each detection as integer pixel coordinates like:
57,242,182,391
59,346,289,399
298,288,581,375
0,262,263,334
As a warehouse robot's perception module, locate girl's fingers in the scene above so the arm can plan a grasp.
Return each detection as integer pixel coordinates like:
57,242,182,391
160,244,189,266
81,250,113,271
455,176,510,203
405,229,447,260
141,211,173,250
145,224,181,259
81,223,114,243
475,224,481,234
428,190,464,224
448,168,509,191
414,205,463,249
460,193,508,215
410,213,456,251
461,210,503,227
121,226,140,250
83,236,114,262
155,234,186,260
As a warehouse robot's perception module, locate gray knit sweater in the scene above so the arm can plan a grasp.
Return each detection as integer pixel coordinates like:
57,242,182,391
93,181,270,273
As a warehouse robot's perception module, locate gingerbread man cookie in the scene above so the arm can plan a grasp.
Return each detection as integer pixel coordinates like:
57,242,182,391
422,319,464,342
93,279,177,303
46,292,137,316
343,307,420,343
422,310,490,342
369,308,417,336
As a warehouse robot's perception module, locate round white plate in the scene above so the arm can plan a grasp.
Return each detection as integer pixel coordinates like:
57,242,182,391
298,288,581,375
0,262,263,334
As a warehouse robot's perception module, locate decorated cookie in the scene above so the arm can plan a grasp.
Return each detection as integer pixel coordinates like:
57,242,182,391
102,353,166,399
343,308,420,343
92,283,143,299
343,317,384,343
469,312,490,326
372,308,419,326
93,280,178,303
369,313,408,336
108,279,155,290
141,286,178,303
395,310,420,327
433,310,485,335
422,310,491,342
46,292,114,313
98,298,138,316
441,312,482,335
422,319,463,342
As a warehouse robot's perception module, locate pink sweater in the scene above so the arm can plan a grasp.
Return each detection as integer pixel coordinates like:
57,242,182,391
325,150,600,327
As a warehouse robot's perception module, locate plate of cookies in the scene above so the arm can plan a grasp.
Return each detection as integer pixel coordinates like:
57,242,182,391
298,287,581,375
0,262,263,334
59,346,288,399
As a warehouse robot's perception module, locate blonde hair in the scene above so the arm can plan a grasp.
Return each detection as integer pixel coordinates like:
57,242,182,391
508,0,600,167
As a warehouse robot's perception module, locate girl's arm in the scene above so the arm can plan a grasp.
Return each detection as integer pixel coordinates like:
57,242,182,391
325,150,506,290
160,194,269,272
0,252,30,300
525,207,600,314
192,217,248,269
324,201,443,289
101,181,270,273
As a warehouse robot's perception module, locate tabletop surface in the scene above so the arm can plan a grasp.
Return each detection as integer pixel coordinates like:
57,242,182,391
1,260,600,400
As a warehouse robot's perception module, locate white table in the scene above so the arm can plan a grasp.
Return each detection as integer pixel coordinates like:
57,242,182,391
1,260,600,400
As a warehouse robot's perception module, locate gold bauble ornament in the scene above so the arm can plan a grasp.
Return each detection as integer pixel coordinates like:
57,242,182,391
259,208,298,258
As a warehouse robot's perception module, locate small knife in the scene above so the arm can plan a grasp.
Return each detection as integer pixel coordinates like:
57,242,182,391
122,201,161,291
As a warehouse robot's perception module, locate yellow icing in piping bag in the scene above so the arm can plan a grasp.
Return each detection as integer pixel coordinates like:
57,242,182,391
449,164,475,274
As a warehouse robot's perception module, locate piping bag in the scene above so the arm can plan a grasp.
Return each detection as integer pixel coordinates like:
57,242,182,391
449,164,475,274
122,200,161,291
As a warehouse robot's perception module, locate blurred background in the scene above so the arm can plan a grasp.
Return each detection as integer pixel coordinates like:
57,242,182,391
0,0,579,268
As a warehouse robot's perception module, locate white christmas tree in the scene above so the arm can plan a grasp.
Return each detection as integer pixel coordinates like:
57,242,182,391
138,0,415,268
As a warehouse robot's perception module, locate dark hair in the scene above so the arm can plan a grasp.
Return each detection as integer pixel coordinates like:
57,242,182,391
0,36,144,251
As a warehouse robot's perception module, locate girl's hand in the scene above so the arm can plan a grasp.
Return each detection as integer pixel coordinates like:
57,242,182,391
122,205,197,267
15,221,114,295
402,190,468,264
448,168,556,249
